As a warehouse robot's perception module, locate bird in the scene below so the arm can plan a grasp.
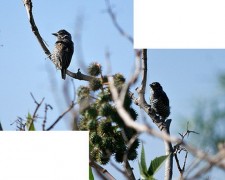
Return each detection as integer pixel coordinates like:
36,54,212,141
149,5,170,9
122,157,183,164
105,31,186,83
52,29,74,79
150,82,170,120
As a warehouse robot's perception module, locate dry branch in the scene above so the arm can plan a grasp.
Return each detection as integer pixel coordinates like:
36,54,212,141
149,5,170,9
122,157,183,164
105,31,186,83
90,157,116,180
105,0,133,44
23,1,225,179
23,0,96,81
46,102,75,131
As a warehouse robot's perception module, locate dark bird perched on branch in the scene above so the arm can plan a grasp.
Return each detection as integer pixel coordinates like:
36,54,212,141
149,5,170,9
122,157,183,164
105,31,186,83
150,82,170,120
52,29,74,79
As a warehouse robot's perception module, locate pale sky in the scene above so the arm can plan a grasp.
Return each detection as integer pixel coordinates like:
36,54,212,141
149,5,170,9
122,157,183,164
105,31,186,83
0,1,225,179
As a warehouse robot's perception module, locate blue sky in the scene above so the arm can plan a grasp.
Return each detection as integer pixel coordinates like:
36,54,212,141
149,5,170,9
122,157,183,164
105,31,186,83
1,0,225,179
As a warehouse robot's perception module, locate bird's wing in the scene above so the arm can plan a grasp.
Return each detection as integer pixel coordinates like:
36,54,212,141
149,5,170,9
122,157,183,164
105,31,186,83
161,92,169,106
55,40,74,69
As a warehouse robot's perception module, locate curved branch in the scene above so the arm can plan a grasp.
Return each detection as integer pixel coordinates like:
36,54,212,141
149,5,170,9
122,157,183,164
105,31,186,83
90,157,116,180
131,49,174,180
23,0,50,56
23,0,97,81
105,0,133,44
46,102,75,131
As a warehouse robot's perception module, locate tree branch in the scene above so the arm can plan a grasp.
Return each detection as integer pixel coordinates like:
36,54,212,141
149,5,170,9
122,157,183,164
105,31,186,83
90,157,116,180
29,93,44,130
46,102,75,131
23,0,97,81
105,0,133,44
134,49,173,180
23,0,51,56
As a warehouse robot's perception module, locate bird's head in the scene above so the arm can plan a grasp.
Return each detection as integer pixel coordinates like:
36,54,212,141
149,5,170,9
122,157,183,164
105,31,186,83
52,29,72,40
150,82,163,92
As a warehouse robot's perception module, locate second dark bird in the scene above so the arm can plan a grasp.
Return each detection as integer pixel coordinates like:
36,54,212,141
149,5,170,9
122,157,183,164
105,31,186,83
52,29,74,80
150,82,170,120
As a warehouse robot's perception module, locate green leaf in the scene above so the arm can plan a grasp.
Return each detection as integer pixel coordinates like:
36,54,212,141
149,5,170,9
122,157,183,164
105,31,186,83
26,112,35,131
138,144,148,179
140,143,147,173
89,166,94,180
138,160,147,179
147,155,169,176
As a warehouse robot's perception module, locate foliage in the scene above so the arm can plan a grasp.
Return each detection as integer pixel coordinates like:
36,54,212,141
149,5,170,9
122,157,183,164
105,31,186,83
79,63,139,165
89,166,94,180
26,112,35,131
138,144,168,180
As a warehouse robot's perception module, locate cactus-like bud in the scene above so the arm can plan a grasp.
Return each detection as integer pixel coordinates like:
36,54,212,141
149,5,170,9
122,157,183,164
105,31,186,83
90,132,102,145
114,151,124,163
113,73,125,88
90,147,99,160
88,62,102,76
89,78,102,91
114,132,126,152
128,108,138,120
101,137,114,152
84,106,98,119
97,89,112,104
78,117,88,130
87,119,98,131
129,140,140,151
127,149,138,161
99,103,113,117
98,119,113,135
77,86,90,98
97,150,110,165
102,75,108,84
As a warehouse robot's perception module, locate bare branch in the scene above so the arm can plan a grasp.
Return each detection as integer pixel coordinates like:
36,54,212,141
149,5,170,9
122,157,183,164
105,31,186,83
30,93,45,120
123,134,139,180
12,117,26,131
90,157,116,180
42,104,53,131
124,160,136,180
133,49,173,180
174,153,183,174
174,122,199,178
28,93,44,130
105,0,133,44
23,0,51,56
23,0,99,81
119,50,142,104
46,102,75,131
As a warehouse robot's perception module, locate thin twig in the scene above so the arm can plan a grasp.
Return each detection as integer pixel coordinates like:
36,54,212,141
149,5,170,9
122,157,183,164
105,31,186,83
42,104,53,131
183,151,188,172
119,50,142,104
46,102,75,131
174,153,183,173
23,0,51,56
105,0,133,44
174,122,199,177
30,92,45,119
123,134,139,180
29,93,44,130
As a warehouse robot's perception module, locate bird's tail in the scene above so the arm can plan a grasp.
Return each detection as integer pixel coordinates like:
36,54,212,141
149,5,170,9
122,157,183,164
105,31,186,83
61,69,66,80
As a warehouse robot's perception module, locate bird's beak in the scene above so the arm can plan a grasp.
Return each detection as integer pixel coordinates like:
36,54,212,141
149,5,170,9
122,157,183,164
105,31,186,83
52,33,58,36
